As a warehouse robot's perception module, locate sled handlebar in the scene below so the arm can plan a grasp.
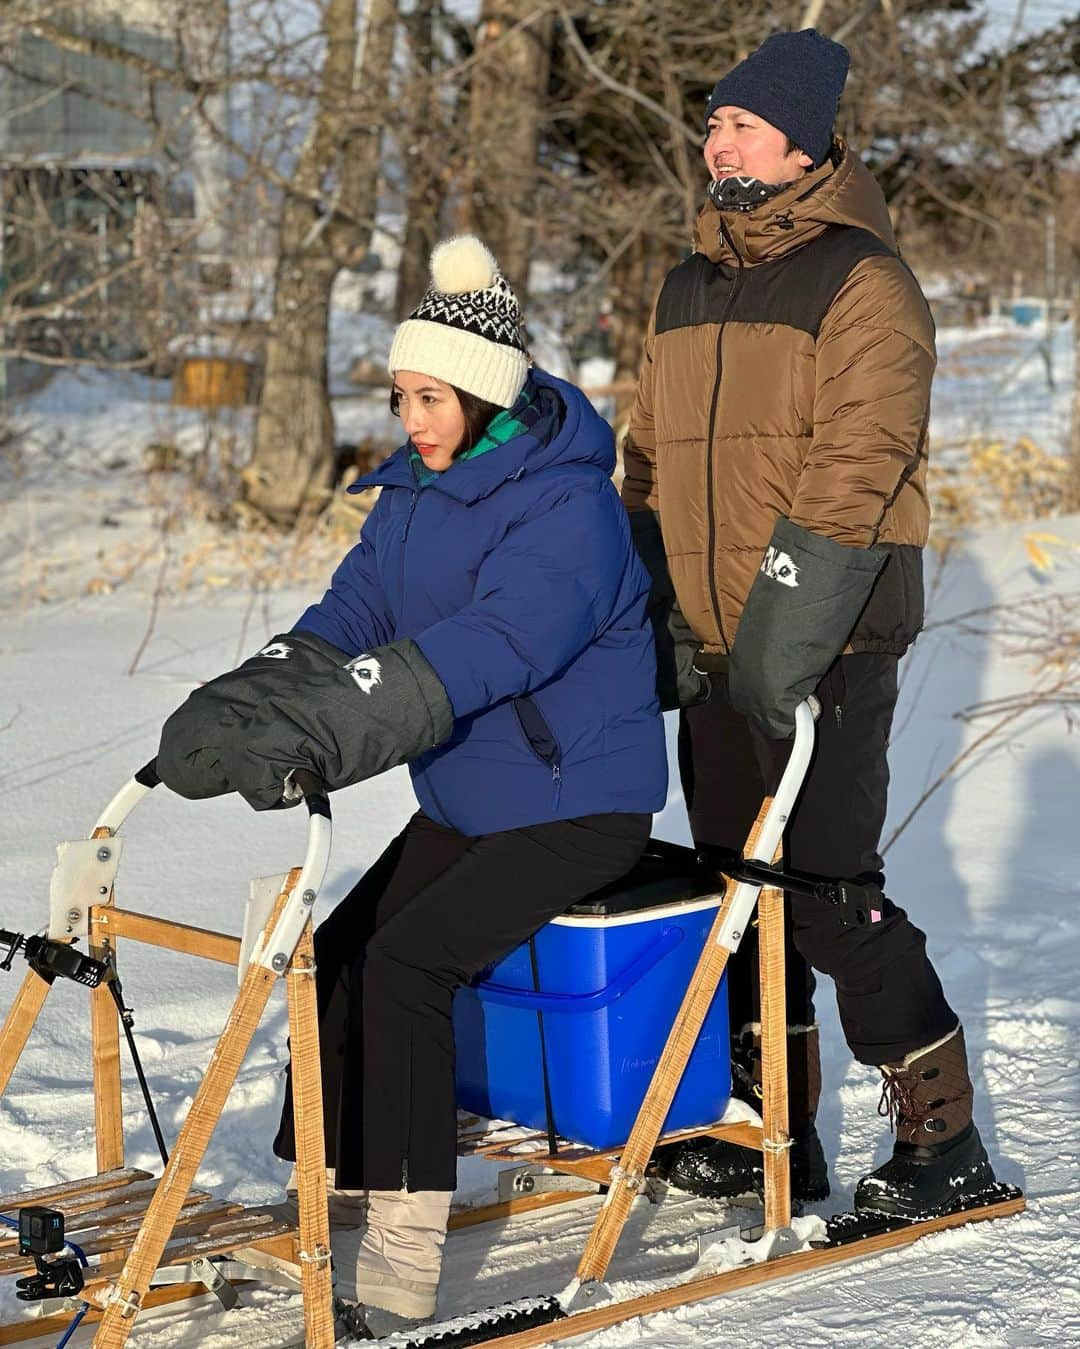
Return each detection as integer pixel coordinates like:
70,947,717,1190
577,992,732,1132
96,758,331,830
86,760,333,967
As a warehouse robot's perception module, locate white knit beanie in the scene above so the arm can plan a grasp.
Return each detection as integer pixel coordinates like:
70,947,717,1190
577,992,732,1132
388,235,529,409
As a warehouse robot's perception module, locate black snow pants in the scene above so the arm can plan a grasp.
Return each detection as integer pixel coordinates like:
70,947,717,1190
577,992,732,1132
273,809,650,1191
679,653,957,1065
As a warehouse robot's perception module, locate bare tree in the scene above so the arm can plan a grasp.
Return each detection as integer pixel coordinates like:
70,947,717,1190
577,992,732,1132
244,0,399,525
3,0,1075,526
393,0,441,319
457,0,553,299
1067,280,1080,512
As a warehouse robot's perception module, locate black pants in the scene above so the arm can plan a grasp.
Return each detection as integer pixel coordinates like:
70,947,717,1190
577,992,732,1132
274,810,650,1191
679,655,956,1065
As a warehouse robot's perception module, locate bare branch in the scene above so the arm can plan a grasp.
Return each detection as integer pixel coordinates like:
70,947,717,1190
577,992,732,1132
556,7,701,146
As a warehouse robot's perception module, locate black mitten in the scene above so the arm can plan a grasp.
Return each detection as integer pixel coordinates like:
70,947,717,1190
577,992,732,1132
156,631,354,800
217,638,455,810
728,517,886,738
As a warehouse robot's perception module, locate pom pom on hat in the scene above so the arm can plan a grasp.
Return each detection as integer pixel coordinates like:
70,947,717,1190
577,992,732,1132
388,234,528,409
429,235,499,295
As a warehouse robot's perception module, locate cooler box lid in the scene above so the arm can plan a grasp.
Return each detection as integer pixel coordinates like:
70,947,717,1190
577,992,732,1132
563,838,718,917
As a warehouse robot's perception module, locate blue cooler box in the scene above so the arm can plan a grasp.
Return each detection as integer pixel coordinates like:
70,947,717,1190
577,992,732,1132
454,840,732,1151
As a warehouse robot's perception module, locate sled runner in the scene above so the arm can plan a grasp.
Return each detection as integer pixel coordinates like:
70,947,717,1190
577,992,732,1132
0,698,1022,1347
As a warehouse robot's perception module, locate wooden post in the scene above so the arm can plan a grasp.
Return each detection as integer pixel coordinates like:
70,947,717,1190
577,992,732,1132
90,826,124,1174
286,922,335,1348
575,801,772,1285
89,938,124,1174
757,885,791,1232
0,970,51,1097
90,872,299,1348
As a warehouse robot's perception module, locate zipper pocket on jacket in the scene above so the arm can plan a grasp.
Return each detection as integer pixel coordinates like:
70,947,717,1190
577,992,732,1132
833,657,847,731
513,696,564,806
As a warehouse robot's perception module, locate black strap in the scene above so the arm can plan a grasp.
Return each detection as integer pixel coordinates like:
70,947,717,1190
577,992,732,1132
106,968,170,1168
527,935,559,1158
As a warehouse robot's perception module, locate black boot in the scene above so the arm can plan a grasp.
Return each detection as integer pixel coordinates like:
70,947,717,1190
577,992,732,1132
653,1025,830,1204
655,1123,830,1202
854,1026,998,1219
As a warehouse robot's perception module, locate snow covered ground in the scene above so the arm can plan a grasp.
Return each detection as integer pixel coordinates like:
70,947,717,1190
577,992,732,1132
0,321,1077,1344
1,504,1077,1347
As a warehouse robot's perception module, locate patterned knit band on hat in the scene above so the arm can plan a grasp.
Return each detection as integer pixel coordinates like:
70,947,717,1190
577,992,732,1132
704,29,849,168
388,235,528,409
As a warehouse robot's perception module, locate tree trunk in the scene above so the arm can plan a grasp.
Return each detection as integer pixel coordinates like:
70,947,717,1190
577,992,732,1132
183,0,231,270
610,235,648,430
459,0,551,299
1066,282,1080,513
611,234,682,428
246,216,338,524
245,0,398,526
395,0,441,319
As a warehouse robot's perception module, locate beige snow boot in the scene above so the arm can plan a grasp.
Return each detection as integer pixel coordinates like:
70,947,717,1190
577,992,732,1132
332,1188,452,1320
273,1165,368,1230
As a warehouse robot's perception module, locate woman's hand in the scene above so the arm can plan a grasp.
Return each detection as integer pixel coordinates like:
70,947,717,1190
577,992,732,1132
211,638,454,811
156,631,355,801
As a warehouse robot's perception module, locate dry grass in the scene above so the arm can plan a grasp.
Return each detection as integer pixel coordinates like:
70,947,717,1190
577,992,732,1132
76,470,379,604
930,435,1070,542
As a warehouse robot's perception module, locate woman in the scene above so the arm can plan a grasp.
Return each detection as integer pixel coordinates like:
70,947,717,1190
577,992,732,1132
156,235,667,1328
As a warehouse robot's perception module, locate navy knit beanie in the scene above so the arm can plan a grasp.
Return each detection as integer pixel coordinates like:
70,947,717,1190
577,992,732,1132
704,30,849,168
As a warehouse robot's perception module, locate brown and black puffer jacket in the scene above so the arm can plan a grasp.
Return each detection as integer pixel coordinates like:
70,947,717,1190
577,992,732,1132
621,143,933,661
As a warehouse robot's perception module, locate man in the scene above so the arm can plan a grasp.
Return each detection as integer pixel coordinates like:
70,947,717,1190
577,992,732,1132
624,28,998,1217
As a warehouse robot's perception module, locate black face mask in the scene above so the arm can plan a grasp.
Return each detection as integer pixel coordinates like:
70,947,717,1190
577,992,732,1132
707,175,793,213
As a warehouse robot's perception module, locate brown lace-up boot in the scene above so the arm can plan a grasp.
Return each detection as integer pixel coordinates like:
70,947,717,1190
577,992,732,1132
854,1025,997,1218
653,1023,829,1203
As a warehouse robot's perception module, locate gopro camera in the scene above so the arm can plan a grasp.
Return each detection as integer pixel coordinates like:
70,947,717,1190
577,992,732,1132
19,1207,66,1257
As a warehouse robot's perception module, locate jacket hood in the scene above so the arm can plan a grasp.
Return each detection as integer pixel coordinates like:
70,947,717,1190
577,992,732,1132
693,141,897,267
349,368,615,504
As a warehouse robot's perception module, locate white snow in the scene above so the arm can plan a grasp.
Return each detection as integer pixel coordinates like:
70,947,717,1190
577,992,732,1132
0,322,1078,1343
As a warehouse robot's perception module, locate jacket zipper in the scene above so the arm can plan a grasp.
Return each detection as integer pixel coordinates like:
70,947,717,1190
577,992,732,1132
704,218,745,653
401,490,419,542
513,696,564,807
399,489,420,610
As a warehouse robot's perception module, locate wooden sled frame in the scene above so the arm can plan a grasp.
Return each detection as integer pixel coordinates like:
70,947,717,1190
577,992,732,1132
0,771,337,1347
0,699,1025,1347
445,698,1024,1346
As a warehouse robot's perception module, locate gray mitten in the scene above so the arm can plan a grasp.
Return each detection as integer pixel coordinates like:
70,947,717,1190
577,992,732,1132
217,637,454,810
629,509,710,711
157,631,360,800
728,517,886,738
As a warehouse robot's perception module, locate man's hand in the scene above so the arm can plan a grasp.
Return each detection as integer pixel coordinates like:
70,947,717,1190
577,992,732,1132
728,517,885,738
629,509,711,711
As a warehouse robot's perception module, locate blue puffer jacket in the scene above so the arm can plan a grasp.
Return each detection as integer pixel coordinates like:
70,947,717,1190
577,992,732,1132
293,369,668,836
